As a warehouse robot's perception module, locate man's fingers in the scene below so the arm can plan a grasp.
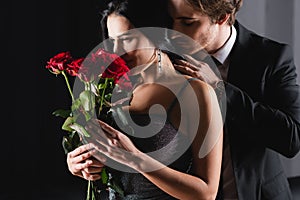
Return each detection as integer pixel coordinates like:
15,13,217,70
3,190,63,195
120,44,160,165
174,59,199,71
174,64,195,76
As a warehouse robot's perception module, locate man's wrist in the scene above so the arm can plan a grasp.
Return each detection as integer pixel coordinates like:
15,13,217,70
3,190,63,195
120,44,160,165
213,80,225,99
213,80,226,111
213,80,224,90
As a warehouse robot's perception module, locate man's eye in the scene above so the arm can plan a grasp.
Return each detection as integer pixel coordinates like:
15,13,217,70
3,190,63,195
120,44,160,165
181,20,195,26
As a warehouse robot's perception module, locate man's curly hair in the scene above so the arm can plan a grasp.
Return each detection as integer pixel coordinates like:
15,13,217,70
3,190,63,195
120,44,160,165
184,0,243,25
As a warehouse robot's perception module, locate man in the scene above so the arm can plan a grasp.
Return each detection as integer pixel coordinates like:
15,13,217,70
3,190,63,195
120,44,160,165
168,0,300,199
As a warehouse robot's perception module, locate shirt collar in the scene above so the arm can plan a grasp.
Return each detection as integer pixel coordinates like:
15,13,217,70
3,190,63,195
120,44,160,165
212,25,237,65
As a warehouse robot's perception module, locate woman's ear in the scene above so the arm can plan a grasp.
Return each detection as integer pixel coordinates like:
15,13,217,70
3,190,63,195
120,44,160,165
217,13,230,25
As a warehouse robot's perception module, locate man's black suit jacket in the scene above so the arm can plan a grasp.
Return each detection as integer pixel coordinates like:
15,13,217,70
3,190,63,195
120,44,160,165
223,21,300,200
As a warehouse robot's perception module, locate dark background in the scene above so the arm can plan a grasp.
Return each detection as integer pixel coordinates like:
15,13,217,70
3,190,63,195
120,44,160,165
1,1,300,200
1,1,107,199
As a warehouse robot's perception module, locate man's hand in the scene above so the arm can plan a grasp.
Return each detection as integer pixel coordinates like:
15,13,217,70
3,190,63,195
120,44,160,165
173,54,221,88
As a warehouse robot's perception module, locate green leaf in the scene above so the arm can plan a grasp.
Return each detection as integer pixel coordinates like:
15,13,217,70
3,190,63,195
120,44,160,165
80,90,95,111
62,136,72,154
70,131,82,148
83,110,92,122
52,109,71,118
101,168,108,184
61,132,82,154
116,107,129,126
62,117,75,132
109,107,134,136
105,93,112,100
110,179,124,197
90,83,98,95
71,98,82,111
69,123,90,137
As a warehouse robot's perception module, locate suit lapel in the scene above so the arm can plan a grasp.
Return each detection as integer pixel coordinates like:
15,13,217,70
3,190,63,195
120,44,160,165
227,21,253,87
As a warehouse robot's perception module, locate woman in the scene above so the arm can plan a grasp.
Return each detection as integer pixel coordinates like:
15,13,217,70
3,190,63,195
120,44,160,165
67,0,223,199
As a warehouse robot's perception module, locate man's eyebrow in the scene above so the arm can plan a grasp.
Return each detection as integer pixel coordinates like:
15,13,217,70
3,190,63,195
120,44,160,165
175,16,196,20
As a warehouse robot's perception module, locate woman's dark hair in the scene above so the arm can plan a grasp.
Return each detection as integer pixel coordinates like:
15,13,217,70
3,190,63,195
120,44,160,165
100,0,172,49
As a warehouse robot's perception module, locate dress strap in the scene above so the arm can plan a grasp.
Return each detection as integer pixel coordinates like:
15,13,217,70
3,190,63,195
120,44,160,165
167,77,199,114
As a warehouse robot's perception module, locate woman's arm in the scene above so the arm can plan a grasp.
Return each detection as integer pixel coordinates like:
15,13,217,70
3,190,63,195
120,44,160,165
139,80,223,200
90,79,223,200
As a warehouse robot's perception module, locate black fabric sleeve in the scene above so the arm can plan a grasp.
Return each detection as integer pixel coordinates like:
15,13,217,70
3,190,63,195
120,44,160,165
225,45,300,158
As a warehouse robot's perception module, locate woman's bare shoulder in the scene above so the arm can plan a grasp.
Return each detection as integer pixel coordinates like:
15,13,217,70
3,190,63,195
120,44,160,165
183,75,214,94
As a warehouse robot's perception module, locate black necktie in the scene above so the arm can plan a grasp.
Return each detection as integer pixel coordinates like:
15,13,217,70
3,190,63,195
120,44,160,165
212,56,222,68
202,56,223,80
203,55,220,66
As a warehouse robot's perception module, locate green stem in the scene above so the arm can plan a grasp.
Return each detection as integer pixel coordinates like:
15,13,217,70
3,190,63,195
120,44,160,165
99,78,108,112
86,180,91,200
86,180,97,200
62,71,75,102
89,82,93,114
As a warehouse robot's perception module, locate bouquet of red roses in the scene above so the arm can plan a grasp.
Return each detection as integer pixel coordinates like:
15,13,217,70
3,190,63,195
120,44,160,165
45,49,133,199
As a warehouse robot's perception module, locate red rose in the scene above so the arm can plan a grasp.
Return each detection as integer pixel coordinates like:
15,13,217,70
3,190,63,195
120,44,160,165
117,73,133,91
97,49,130,82
46,52,73,75
66,58,84,76
45,51,85,77
78,52,106,82
78,49,131,84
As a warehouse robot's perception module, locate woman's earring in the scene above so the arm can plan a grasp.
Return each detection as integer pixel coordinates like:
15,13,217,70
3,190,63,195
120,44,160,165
157,49,162,73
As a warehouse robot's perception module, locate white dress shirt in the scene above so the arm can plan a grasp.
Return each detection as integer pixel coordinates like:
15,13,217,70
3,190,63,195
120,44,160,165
212,26,239,200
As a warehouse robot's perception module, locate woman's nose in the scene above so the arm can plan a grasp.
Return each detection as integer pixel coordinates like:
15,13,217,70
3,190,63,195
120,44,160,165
113,40,125,55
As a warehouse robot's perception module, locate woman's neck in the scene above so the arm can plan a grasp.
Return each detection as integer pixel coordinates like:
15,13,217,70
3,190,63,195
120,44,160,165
129,49,174,84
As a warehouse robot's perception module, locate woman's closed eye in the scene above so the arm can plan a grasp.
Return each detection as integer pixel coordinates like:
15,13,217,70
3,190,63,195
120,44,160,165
109,37,134,45
119,37,134,43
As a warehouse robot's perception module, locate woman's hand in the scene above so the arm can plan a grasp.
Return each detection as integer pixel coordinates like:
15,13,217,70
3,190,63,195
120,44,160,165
67,143,104,181
85,119,144,171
